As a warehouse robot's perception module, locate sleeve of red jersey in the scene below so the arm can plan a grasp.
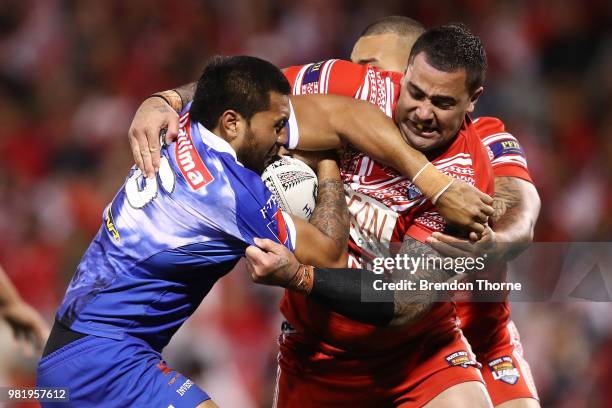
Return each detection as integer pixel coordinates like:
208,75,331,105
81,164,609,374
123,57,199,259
283,59,367,98
474,117,533,183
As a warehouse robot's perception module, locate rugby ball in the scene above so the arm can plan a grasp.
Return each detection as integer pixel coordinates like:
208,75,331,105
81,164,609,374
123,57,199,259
261,156,318,220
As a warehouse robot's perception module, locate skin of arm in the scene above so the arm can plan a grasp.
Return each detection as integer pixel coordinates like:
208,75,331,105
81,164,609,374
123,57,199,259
0,266,50,352
129,90,494,232
427,176,541,262
290,157,349,268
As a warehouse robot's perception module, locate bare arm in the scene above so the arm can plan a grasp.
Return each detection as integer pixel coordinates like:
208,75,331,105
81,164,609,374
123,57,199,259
129,92,494,233
427,176,541,262
489,176,540,259
245,235,463,327
0,265,50,353
289,94,494,233
291,158,349,268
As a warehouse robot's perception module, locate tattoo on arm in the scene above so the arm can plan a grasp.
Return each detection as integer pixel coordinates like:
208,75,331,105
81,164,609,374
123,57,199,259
491,176,522,225
174,82,197,110
309,179,349,252
390,236,456,326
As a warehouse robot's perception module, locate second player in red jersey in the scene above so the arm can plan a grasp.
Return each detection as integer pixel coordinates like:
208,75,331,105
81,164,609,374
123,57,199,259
276,26,496,407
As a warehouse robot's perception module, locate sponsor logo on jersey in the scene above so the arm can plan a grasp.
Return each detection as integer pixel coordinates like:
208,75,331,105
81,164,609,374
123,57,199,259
489,138,525,158
176,117,214,190
445,350,475,368
488,356,520,385
176,379,194,397
105,205,120,241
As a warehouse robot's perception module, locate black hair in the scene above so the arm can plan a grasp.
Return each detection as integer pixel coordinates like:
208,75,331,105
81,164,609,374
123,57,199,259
360,15,425,38
190,55,291,129
408,23,487,94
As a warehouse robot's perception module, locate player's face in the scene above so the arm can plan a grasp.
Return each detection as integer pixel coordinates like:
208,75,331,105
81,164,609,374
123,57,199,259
395,52,482,151
240,92,290,174
351,33,418,73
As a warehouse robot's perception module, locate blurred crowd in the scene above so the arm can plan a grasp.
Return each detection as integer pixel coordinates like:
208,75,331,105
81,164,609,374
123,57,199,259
0,0,610,407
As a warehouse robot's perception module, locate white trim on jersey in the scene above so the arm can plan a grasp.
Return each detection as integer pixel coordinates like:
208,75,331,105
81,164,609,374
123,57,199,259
282,210,297,251
384,77,392,117
435,156,474,170
293,64,312,95
358,74,370,101
481,132,517,146
320,59,337,94
492,155,528,167
286,99,300,149
433,152,472,166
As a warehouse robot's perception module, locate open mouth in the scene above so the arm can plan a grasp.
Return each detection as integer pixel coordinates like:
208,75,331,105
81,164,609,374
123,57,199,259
406,119,438,138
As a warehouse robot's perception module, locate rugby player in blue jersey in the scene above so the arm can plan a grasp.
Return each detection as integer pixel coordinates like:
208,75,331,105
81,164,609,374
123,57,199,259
36,55,463,407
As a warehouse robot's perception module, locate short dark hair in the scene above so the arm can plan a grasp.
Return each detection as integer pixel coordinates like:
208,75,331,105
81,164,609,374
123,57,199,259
408,24,487,94
360,16,425,38
190,55,291,129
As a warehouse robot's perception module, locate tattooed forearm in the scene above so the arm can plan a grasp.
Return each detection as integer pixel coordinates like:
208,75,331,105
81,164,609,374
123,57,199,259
173,82,197,110
389,236,457,327
309,179,349,252
489,176,541,260
491,176,523,224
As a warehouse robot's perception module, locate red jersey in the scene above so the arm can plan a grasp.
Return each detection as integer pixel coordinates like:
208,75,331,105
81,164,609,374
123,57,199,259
457,117,534,351
282,60,495,352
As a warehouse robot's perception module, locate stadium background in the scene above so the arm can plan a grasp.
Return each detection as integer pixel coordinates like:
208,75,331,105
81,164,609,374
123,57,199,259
0,0,611,406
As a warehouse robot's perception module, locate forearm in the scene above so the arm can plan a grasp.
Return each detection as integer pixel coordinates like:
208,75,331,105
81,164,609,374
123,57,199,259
291,95,451,200
308,160,349,264
491,176,541,260
290,237,457,327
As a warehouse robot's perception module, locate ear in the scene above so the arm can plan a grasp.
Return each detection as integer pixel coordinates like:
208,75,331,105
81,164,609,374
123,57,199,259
218,110,242,141
466,86,484,113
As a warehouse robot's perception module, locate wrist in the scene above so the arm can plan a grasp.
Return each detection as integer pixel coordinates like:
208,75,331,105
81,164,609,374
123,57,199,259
287,264,314,294
413,165,453,202
149,90,183,113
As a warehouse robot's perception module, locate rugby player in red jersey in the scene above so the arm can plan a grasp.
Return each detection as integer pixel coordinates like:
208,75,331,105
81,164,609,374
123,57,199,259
350,17,541,408
129,24,498,407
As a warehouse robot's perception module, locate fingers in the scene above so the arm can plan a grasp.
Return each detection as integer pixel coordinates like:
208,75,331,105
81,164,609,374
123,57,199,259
481,203,495,216
145,127,161,174
469,222,485,235
245,245,266,265
429,232,475,253
478,190,494,206
253,237,285,255
426,236,472,258
166,115,180,144
131,127,156,178
129,128,145,174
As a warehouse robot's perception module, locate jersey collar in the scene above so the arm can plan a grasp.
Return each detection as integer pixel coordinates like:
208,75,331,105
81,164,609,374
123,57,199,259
196,122,240,163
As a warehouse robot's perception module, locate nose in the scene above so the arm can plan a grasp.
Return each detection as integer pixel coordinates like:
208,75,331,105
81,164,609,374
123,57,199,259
415,101,434,122
277,126,289,146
